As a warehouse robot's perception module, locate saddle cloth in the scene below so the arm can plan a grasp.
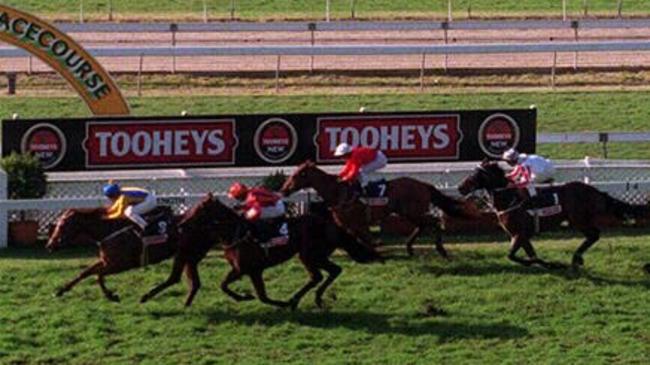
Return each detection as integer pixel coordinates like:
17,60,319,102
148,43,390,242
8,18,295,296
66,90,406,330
254,219,290,249
526,192,562,218
360,179,389,207
141,207,173,245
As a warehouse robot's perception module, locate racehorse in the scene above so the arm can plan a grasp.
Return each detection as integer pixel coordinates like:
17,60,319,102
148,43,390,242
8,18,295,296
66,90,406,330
46,207,178,301
280,161,475,257
140,193,382,309
458,160,650,269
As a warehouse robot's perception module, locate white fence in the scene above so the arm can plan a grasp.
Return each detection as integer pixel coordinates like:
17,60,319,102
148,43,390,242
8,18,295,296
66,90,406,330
3,159,650,248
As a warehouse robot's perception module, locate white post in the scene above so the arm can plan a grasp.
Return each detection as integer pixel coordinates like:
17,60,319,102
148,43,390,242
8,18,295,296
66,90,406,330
108,0,113,21
326,0,331,22
617,0,623,18
447,0,453,22
0,169,7,249
230,0,235,20
79,0,84,23
562,0,567,21
583,0,588,16
202,0,208,23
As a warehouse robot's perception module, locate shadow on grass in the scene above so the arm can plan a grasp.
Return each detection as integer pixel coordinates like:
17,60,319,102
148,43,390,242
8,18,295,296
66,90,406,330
421,259,650,289
201,308,528,342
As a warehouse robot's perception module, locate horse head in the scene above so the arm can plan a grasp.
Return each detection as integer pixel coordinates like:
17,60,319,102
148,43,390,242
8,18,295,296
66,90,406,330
458,159,509,196
46,208,104,252
281,160,321,196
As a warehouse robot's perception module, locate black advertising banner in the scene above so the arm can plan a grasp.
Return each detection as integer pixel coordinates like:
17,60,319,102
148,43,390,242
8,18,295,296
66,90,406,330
1,109,536,171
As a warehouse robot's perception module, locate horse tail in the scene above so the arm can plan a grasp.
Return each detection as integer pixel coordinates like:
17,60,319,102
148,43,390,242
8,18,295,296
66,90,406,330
603,192,650,220
427,185,470,218
335,228,383,263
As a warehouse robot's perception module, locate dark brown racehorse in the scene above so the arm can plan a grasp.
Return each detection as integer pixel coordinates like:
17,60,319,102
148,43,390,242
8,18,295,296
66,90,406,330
46,207,179,301
140,193,382,309
280,161,474,257
458,160,650,269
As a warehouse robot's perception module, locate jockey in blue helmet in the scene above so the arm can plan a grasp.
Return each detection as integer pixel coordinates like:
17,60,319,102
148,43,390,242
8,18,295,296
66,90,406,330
103,182,157,230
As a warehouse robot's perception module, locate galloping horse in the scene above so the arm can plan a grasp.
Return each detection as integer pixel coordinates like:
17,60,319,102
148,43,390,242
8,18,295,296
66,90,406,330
280,161,474,257
46,207,179,301
458,160,650,269
141,193,382,309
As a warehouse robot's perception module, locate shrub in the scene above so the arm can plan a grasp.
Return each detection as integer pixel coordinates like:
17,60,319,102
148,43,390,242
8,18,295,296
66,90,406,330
0,152,47,199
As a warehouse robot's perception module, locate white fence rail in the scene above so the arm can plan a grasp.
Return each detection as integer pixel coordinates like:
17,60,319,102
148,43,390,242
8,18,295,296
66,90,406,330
3,40,650,58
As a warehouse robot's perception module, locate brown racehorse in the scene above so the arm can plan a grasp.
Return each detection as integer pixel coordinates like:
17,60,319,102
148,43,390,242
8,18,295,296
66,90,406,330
458,160,650,269
140,193,382,309
280,161,474,257
46,207,179,301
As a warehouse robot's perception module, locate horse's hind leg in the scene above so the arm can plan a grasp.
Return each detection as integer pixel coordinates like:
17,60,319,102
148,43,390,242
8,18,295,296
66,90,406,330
97,274,120,302
183,262,202,307
572,227,600,268
140,255,185,304
55,261,103,297
314,260,342,309
288,262,324,311
221,269,255,302
249,271,291,309
507,235,536,267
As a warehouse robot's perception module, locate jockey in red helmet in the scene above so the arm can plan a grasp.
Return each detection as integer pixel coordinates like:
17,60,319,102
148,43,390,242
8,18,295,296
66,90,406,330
227,182,285,221
334,142,387,193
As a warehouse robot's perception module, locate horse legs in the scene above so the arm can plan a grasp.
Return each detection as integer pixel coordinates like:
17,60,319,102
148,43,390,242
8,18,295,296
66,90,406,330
314,260,342,309
183,262,202,307
140,254,185,303
221,269,255,302
404,226,420,257
572,227,600,268
97,274,120,302
248,271,291,309
288,263,324,311
55,261,103,298
507,235,535,267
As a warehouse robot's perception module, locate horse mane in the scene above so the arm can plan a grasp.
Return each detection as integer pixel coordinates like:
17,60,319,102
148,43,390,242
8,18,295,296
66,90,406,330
179,193,243,228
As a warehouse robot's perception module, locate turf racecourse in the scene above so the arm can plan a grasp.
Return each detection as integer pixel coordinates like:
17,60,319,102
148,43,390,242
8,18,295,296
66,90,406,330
1,231,650,364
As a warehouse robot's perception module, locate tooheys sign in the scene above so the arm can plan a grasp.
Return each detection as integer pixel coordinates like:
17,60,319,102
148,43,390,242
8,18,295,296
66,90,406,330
1,109,535,171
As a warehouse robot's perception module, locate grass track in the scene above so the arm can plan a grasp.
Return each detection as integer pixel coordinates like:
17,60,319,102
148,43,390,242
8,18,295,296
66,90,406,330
2,90,650,159
1,232,650,364
4,0,650,21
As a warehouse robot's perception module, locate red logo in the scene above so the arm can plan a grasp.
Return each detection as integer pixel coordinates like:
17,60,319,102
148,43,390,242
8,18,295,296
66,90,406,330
254,118,298,164
83,119,238,168
21,123,67,169
478,113,520,158
315,114,462,162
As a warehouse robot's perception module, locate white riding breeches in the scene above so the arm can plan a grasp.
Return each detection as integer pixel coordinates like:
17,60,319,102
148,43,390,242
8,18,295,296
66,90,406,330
359,151,388,187
124,194,157,229
259,200,286,220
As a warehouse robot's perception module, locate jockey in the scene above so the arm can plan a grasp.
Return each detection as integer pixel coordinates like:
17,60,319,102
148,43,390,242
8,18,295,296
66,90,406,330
103,182,157,231
502,148,556,198
227,182,286,222
334,143,388,194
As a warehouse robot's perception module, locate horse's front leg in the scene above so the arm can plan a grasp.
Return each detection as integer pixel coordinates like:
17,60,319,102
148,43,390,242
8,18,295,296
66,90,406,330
221,268,255,302
140,254,185,303
507,235,535,267
55,261,104,297
249,271,291,308
97,274,120,302
519,236,566,270
288,258,324,311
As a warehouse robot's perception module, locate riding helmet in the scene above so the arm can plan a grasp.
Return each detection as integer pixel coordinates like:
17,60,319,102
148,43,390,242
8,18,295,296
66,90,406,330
228,182,248,200
334,142,353,157
103,183,121,198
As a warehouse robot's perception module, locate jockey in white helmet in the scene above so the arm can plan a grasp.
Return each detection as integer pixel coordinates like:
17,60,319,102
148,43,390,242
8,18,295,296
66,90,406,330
502,148,556,197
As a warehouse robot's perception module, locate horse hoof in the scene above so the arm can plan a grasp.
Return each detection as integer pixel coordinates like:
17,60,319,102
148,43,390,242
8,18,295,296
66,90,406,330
237,293,255,302
54,291,64,298
315,297,324,308
572,256,584,267
140,295,149,304
643,263,650,274
107,294,120,303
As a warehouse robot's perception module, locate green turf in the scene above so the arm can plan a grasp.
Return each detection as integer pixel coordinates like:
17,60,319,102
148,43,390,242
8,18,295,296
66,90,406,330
4,0,650,20
1,232,650,364
2,90,650,158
